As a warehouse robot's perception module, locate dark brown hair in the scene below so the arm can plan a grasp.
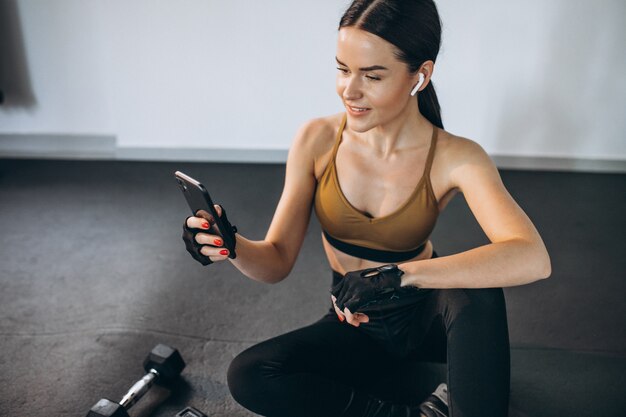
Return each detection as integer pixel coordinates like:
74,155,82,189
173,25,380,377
340,0,444,128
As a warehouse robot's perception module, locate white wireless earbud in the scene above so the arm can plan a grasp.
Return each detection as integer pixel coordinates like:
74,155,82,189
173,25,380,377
410,73,425,96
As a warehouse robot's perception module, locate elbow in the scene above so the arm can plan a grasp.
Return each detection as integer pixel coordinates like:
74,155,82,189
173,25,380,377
266,242,296,284
535,248,552,280
541,256,552,280
537,261,552,281
519,241,551,283
240,241,292,284
260,260,294,285
266,269,291,284
251,266,291,284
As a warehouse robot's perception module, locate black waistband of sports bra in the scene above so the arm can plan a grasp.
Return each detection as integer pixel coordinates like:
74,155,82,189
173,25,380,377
323,230,426,263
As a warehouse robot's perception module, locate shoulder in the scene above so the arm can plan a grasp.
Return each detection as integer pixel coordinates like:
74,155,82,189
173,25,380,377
291,113,342,152
289,113,344,178
435,130,501,191
438,131,493,166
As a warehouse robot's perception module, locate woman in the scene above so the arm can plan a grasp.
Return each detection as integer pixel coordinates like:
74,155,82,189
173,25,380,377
182,1,551,416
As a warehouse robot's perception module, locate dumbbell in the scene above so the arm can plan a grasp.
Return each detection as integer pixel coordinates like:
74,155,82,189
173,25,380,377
87,344,186,417
175,407,208,417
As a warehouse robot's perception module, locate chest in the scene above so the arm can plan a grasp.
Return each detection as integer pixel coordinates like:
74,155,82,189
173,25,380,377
334,144,431,218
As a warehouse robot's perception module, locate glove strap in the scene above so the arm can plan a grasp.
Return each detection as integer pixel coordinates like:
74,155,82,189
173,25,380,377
359,264,403,279
216,205,237,259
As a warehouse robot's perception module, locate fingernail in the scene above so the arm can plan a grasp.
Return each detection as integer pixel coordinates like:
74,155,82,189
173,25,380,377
202,222,210,229
214,239,223,246
219,249,229,256
337,314,345,322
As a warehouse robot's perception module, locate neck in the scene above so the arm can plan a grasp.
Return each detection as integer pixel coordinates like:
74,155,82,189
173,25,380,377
353,105,433,159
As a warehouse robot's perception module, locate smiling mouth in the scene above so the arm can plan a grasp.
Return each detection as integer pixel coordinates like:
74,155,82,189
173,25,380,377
347,105,370,113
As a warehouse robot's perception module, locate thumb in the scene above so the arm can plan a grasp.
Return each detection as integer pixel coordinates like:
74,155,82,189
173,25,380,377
214,204,222,217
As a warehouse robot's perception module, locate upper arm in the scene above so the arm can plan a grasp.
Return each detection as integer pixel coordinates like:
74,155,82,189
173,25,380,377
449,138,544,246
264,119,328,274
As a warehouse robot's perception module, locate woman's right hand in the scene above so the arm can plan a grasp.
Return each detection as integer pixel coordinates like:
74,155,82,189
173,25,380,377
182,205,232,266
331,295,370,327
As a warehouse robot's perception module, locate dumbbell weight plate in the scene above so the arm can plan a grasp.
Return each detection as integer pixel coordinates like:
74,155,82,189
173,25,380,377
143,344,185,380
175,406,208,417
87,398,130,417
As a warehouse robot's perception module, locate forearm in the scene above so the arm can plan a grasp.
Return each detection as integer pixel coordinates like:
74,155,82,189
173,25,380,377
229,234,291,284
399,239,551,289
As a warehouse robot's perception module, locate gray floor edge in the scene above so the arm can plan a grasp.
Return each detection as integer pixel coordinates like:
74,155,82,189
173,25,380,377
0,135,624,171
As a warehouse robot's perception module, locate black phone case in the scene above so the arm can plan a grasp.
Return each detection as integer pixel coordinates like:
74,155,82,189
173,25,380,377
174,171,236,257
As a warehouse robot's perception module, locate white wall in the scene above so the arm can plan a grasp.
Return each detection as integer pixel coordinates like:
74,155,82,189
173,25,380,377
1,0,625,165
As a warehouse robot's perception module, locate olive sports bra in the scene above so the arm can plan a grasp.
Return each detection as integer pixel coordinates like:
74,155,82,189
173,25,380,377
314,114,440,263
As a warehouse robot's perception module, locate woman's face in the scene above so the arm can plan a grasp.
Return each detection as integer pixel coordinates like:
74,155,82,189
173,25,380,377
336,27,418,132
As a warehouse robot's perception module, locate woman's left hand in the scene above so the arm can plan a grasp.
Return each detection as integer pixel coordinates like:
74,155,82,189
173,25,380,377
331,295,370,327
331,264,404,312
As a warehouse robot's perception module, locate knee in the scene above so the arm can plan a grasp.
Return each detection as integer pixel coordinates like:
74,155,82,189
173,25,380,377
227,343,286,411
439,288,510,357
227,348,264,407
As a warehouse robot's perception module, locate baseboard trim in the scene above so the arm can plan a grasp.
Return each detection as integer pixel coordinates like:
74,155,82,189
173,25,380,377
491,155,626,173
0,133,116,160
116,147,289,164
1,134,624,172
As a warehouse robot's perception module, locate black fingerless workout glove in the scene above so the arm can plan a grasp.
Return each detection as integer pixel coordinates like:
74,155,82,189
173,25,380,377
331,264,405,312
182,205,238,266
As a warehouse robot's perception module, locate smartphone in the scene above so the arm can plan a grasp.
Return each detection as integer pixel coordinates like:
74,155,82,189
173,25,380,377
174,171,236,257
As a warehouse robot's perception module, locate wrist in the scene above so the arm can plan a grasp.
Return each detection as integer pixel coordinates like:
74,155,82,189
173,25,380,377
375,264,404,290
398,263,420,288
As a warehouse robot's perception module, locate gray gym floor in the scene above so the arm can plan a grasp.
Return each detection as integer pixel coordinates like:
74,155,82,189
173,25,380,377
0,158,624,417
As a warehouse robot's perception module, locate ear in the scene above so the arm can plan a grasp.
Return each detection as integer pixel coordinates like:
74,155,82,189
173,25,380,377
412,60,435,91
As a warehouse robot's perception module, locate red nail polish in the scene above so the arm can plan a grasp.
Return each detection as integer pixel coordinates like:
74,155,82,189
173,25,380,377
220,249,229,256
214,239,223,246
202,222,210,229
337,314,345,322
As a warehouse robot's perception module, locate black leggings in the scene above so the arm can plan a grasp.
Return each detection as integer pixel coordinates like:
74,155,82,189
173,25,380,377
227,254,510,417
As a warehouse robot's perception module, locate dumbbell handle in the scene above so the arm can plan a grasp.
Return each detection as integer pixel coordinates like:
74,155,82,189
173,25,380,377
119,368,159,409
